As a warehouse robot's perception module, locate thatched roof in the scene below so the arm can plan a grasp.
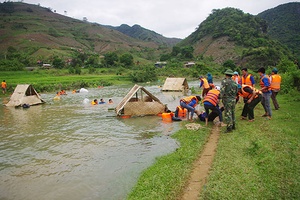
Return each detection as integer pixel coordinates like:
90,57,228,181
161,77,189,92
5,84,45,107
115,84,166,116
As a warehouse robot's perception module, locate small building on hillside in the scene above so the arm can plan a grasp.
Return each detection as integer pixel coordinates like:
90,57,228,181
154,61,167,68
161,77,189,92
41,64,52,69
5,84,45,107
184,62,195,68
115,84,167,117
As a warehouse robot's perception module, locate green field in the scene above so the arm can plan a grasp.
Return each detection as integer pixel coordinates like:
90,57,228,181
0,70,132,94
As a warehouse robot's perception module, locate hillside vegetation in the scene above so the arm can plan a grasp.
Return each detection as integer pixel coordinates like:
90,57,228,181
177,7,295,70
258,2,300,60
0,2,169,68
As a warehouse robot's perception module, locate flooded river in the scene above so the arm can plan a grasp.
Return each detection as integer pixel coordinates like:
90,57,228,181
0,81,202,200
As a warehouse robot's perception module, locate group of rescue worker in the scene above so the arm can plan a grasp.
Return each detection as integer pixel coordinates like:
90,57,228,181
176,67,281,133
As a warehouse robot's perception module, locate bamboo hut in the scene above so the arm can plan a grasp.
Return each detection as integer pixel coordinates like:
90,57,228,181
161,77,189,92
5,84,45,107
115,84,167,116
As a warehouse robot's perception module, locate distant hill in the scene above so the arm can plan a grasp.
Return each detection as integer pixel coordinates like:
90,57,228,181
0,2,165,63
257,2,300,58
178,7,295,69
105,24,181,47
0,1,298,70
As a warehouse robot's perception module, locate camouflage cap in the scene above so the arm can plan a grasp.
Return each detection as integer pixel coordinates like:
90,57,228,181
224,69,234,76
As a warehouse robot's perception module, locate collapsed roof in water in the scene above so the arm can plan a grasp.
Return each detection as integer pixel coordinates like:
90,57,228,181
5,84,45,107
115,84,166,116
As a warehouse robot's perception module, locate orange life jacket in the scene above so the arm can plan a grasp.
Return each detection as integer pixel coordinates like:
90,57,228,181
60,90,66,95
181,96,198,106
176,106,187,117
242,74,253,86
270,74,281,90
239,85,261,99
201,78,210,89
232,75,241,84
203,89,220,106
260,75,271,92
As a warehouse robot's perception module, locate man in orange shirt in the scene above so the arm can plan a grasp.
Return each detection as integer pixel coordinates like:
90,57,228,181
1,80,7,94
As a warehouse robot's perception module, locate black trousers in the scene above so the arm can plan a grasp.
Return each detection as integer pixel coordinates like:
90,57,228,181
241,95,262,120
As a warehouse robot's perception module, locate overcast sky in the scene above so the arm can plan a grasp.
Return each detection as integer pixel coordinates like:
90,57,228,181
6,0,299,38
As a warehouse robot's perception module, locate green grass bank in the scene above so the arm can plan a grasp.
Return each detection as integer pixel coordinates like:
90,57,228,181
127,94,300,200
0,70,132,94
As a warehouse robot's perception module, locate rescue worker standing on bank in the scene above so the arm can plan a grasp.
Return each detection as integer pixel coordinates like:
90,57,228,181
220,69,238,132
207,72,214,89
1,80,7,94
199,76,210,97
232,71,241,84
238,84,262,122
232,71,241,103
269,67,281,110
258,67,272,119
241,68,255,87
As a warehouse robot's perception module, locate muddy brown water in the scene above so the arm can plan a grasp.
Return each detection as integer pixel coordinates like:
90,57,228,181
0,81,206,200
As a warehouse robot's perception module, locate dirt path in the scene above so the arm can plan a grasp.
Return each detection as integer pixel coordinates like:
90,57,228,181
181,125,220,200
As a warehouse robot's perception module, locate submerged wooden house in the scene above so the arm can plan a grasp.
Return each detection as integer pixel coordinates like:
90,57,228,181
5,84,45,107
161,77,189,92
115,84,167,117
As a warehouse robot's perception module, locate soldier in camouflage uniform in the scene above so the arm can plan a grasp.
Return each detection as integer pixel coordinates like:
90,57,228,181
220,69,238,132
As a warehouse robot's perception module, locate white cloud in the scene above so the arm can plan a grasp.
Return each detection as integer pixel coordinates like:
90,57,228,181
8,0,300,38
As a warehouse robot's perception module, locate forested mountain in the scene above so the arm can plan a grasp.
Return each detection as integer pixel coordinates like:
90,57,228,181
258,2,300,57
178,7,295,69
105,24,181,47
0,1,299,71
0,2,169,66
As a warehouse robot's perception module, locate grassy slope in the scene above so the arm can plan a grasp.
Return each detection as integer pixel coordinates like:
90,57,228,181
127,94,300,199
0,2,164,63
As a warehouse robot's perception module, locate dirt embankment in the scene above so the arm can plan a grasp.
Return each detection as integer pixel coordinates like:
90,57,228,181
180,125,220,200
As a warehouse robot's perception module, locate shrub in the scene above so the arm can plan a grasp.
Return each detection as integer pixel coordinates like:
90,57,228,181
0,59,24,71
130,65,157,82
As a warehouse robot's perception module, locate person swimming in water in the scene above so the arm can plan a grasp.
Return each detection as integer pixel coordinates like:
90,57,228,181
99,98,106,104
91,99,98,105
